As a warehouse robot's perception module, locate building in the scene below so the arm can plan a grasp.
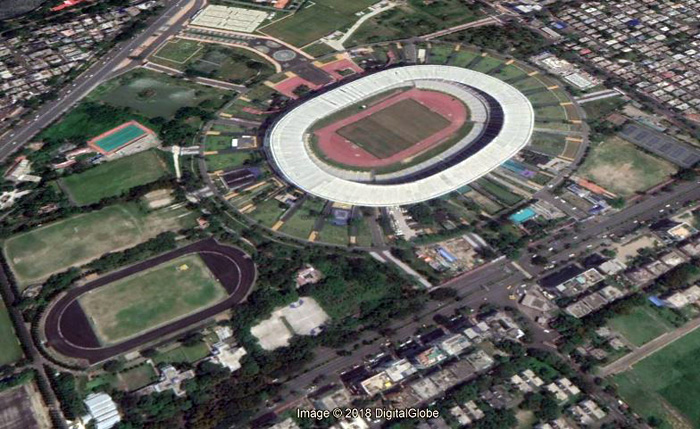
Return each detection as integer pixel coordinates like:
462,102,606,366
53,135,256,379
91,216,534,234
439,334,471,356
266,65,534,206
83,392,121,429
413,346,448,369
360,372,393,396
210,342,247,372
665,285,700,309
384,359,418,383
148,365,195,397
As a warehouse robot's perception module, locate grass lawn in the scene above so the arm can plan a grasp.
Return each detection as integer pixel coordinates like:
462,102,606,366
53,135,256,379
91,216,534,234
535,104,568,121
319,222,349,246
204,135,235,152
79,254,227,345
579,136,677,197
152,38,203,64
353,215,374,247
302,41,337,58
153,41,275,85
529,131,566,157
153,341,211,365
607,304,673,346
205,151,257,172
259,0,377,47
281,198,325,239
60,150,170,206
613,327,700,428
3,203,194,288
449,49,479,67
118,364,158,391
489,64,527,81
527,90,562,105
477,178,522,206
469,56,503,73
0,302,22,365
248,198,286,227
347,0,481,46
429,44,455,64
512,77,548,93
88,69,227,118
582,96,626,120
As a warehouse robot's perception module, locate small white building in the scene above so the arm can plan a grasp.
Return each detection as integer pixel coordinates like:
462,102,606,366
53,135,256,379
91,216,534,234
83,392,121,429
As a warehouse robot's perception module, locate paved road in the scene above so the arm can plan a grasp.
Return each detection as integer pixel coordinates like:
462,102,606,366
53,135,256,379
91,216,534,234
519,180,700,276
0,0,205,161
599,316,700,377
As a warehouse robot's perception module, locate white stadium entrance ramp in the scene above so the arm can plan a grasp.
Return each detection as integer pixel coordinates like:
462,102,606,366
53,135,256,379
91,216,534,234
265,65,534,207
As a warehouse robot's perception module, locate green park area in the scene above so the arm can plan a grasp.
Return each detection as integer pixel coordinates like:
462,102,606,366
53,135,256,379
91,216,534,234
582,96,627,121
613,327,700,428
152,39,275,84
259,0,378,47
79,254,227,345
347,0,482,46
88,69,227,118
281,198,325,239
607,304,674,346
205,151,258,172
116,364,159,392
476,178,522,207
529,131,567,158
60,150,171,206
3,203,194,288
248,198,286,228
579,136,676,197
153,341,211,365
0,301,22,365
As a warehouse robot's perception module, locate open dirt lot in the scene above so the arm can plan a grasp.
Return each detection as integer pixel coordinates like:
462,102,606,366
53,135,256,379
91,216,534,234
579,136,677,197
0,384,51,429
251,297,329,350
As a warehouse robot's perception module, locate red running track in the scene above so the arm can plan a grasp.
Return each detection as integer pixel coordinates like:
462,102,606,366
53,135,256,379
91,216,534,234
313,88,468,168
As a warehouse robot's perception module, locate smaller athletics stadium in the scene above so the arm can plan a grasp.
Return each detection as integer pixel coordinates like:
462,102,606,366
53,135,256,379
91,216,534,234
265,65,535,207
42,239,255,365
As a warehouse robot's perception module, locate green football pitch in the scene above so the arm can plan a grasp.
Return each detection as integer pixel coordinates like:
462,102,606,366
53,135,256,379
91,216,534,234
79,254,227,345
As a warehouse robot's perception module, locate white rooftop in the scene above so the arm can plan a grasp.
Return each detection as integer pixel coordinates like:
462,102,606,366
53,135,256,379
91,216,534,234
266,65,534,206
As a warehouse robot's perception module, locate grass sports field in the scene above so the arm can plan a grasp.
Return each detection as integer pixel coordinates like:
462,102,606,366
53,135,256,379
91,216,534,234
336,99,450,159
152,38,203,64
3,203,194,288
613,327,700,428
79,254,227,345
61,150,170,206
607,304,673,346
0,301,22,365
579,136,676,197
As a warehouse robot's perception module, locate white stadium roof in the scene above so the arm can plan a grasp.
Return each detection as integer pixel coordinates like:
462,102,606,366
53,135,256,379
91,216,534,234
266,65,534,206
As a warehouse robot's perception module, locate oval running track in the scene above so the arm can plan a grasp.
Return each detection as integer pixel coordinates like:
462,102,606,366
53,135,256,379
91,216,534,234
43,238,255,365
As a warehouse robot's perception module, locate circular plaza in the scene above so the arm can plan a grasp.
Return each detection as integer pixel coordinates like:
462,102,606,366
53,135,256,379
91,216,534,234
265,65,535,207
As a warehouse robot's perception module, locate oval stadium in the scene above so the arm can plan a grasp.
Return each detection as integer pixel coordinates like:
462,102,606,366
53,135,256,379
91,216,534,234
265,65,535,207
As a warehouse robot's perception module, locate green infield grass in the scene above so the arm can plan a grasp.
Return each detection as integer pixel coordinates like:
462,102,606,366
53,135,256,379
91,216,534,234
336,98,450,159
0,301,22,365
3,203,194,288
579,136,676,197
79,254,227,345
60,150,170,206
205,151,258,172
613,327,700,428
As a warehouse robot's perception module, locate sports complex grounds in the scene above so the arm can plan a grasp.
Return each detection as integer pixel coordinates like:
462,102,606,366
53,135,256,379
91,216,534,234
265,65,534,207
42,238,255,365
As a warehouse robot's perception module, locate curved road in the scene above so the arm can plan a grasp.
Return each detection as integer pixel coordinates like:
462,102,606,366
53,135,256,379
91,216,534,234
43,238,255,365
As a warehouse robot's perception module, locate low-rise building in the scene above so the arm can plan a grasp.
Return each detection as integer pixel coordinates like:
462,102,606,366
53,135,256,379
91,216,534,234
83,392,121,429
